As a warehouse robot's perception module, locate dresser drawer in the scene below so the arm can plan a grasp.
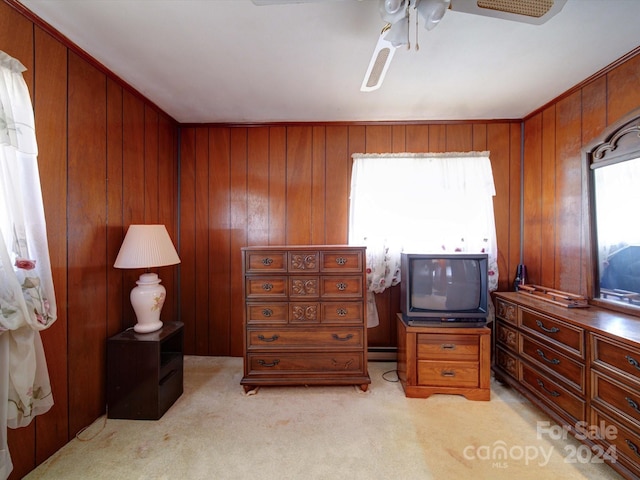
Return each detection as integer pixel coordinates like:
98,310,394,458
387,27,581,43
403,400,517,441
496,321,518,352
245,277,287,299
320,276,363,298
246,352,365,374
592,370,640,426
417,361,479,388
591,408,640,474
288,251,319,272
320,250,363,273
520,335,584,393
496,298,517,325
592,334,640,385
289,303,320,323
520,308,584,358
417,333,479,361
247,327,364,350
495,345,519,380
289,277,319,298
321,302,364,324
245,251,287,273
521,363,586,423
246,303,288,324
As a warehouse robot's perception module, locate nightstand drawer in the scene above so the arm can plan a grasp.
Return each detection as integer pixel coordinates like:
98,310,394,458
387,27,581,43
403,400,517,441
417,333,479,361
417,361,479,388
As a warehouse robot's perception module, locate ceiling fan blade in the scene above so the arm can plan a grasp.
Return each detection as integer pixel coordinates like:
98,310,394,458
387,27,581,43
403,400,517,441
361,26,398,92
449,0,568,25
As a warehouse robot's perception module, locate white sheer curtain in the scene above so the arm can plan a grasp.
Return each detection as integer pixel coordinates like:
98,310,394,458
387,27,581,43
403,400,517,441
0,51,57,480
348,152,499,327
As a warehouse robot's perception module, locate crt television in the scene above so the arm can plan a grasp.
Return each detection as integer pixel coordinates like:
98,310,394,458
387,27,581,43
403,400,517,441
400,252,489,326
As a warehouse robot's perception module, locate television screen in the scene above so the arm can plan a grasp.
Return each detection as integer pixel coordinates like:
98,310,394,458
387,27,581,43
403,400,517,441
401,253,488,324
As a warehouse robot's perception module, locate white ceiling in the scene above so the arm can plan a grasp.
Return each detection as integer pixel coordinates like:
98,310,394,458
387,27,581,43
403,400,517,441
17,0,640,124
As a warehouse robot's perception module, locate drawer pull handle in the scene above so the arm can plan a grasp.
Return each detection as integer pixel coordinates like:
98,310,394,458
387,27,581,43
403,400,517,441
261,308,273,317
257,359,280,367
536,378,560,397
535,320,559,334
336,308,348,316
261,257,273,266
336,282,347,291
262,283,273,291
536,348,560,365
625,396,640,414
257,334,279,343
335,257,347,265
441,344,456,350
441,370,456,377
332,333,354,341
626,355,640,371
626,439,640,458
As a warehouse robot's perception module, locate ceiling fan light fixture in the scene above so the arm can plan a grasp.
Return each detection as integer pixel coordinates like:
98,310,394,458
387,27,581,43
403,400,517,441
379,0,408,25
416,0,451,30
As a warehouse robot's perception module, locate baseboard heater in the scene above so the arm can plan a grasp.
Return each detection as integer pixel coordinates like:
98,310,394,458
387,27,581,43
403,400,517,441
368,346,397,362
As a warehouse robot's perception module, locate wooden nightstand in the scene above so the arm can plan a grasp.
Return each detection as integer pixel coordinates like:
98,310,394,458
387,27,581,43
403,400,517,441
397,313,491,401
107,321,184,419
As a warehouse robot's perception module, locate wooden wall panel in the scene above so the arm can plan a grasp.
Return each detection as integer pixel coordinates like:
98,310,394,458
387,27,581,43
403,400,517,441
286,126,313,244
194,128,210,355
311,126,327,244
521,50,640,299
67,52,107,436
325,126,349,244
523,113,543,285
33,26,69,465
3,4,180,478
540,106,556,288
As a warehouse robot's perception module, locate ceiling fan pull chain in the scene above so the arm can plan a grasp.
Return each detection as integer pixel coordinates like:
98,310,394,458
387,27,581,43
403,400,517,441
415,3,420,51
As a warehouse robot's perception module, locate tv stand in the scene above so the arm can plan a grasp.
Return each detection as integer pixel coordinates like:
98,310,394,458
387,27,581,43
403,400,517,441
397,313,491,400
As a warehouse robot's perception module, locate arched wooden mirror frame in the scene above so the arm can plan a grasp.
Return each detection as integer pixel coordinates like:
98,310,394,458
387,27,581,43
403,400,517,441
585,107,640,317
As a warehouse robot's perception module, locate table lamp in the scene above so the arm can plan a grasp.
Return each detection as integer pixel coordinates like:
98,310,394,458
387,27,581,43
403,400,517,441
114,224,180,333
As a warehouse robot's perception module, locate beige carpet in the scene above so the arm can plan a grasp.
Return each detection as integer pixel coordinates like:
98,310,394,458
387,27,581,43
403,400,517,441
26,356,623,480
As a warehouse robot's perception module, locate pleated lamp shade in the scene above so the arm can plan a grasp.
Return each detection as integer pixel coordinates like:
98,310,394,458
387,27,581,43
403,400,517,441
114,225,180,333
114,224,180,269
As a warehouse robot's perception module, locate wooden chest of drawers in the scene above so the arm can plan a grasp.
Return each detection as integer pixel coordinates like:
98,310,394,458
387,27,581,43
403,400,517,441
397,314,491,400
241,245,370,392
493,291,640,480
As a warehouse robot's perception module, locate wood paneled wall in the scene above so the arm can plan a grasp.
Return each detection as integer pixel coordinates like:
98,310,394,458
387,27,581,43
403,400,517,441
522,52,640,296
178,122,522,357
1,2,179,478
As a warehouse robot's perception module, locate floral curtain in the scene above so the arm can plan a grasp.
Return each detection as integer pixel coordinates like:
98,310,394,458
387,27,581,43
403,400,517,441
348,152,499,327
0,51,57,480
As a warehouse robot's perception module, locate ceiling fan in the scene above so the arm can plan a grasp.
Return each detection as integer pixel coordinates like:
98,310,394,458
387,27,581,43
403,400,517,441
252,0,568,91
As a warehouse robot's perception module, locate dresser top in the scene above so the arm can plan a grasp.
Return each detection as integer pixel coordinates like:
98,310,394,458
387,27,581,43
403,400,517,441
495,291,640,345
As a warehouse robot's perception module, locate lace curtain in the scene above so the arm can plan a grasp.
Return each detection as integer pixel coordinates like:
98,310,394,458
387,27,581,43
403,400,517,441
348,152,499,327
0,51,57,480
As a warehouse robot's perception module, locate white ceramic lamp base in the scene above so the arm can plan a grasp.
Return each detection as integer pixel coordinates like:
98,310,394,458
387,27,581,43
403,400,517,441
130,272,166,333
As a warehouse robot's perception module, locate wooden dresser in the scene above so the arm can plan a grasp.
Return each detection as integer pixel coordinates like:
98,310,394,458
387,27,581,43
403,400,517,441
493,291,640,480
241,245,370,392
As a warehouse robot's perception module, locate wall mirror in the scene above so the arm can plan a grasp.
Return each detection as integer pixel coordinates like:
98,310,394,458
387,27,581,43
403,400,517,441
586,109,640,315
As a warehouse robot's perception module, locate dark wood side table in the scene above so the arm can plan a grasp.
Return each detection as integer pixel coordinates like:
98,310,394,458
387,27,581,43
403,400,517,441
107,321,184,419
